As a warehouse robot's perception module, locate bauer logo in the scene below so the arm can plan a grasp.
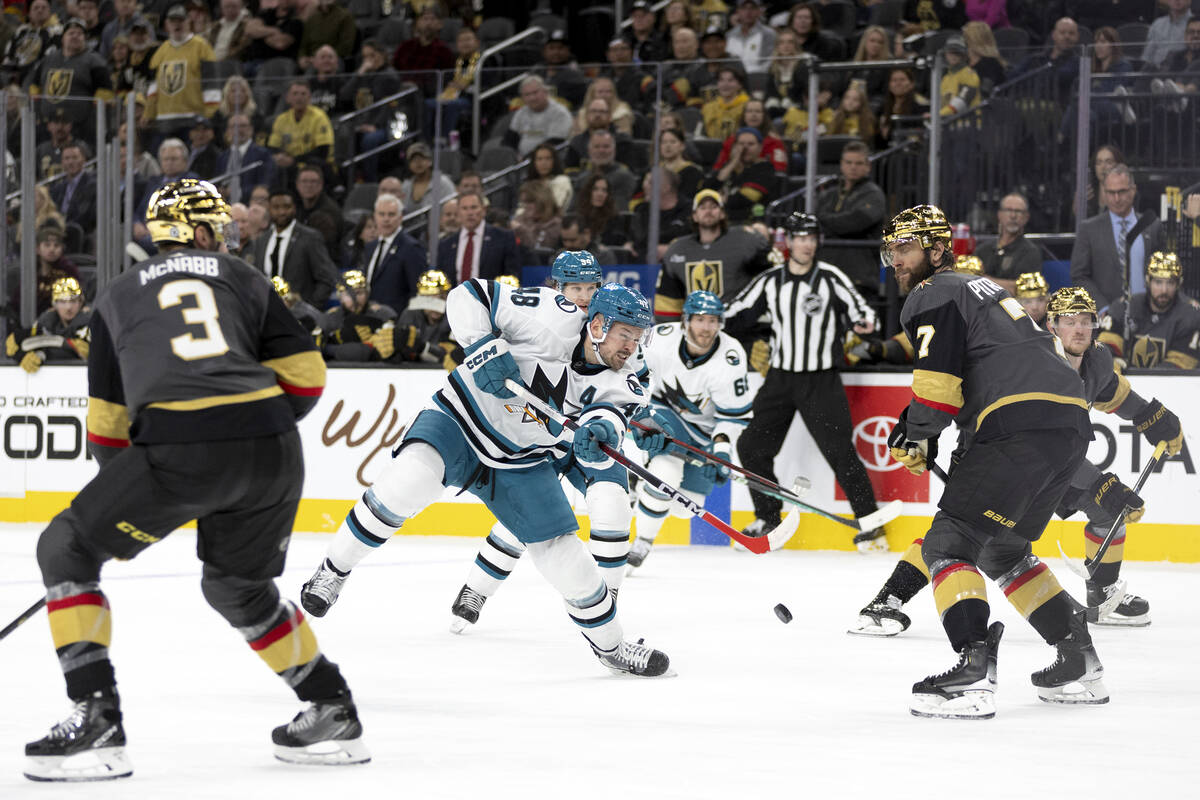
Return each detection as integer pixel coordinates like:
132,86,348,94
841,385,929,503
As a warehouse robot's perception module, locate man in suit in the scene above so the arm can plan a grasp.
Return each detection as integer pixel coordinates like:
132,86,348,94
214,114,275,204
1070,165,1164,311
187,116,224,180
249,188,337,307
437,190,520,284
359,193,428,312
50,143,97,235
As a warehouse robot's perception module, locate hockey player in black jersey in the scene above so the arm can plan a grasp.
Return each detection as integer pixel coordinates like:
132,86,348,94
22,180,368,782
852,285,1185,639
882,205,1101,718
1013,271,1049,326
5,277,91,372
1098,250,1200,369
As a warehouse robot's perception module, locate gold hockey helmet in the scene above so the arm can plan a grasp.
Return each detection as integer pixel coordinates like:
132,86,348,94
955,255,983,275
271,275,292,298
146,179,233,246
1146,251,1181,281
880,204,952,265
417,269,451,296
496,275,520,289
51,277,84,301
1047,287,1098,323
1015,271,1049,298
337,270,368,293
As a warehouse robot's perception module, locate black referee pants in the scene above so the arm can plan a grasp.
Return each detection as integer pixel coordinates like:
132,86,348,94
738,368,878,523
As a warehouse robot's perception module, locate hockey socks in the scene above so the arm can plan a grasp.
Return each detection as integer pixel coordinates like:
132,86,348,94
885,538,932,601
46,582,116,700
589,527,631,590
996,556,1076,646
466,525,527,597
1083,522,1125,588
930,560,990,651
327,488,408,574
240,599,348,701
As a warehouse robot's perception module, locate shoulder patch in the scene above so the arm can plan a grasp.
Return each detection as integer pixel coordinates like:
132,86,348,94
725,350,740,366
626,375,645,396
555,295,579,313
656,324,674,335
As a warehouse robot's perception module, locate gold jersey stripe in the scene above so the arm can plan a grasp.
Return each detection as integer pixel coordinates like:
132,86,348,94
49,604,112,650
896,332,914,358
87,396,131,441
1097,331,1123,354
147,385,283,412
1003,568,1063,619
1165,349,1199,370
1093,371,1131,413
912,368,964,409
975,392,1089,431
262,350,326,390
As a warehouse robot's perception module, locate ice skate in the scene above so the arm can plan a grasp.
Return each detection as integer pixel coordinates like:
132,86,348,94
449,584,487,634
592,637,672,677
740,516,780,538
853,527,888,554
1032,617,1109,705
1087,581,1150,627
272,693,370,765
301,559,348,617
626,535,654,569
24,688,133,782
848,589,911,637
910,622,1003,720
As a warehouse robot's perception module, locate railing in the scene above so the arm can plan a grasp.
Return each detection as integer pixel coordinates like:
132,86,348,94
471,27,552,152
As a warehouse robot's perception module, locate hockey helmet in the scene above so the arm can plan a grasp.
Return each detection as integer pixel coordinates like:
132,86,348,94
145,178,233,246
955,255,984,275
588,282,653,343
551,250,602,286
416,269,451,296
1014,271,1049,298
271,275,292,298
337,270,368,294
682,290,724,321
496,274,521,289
1146,251,1181,281
880,204,952,265
1046,287,1098,326
51,277,84,301
783,211,821,240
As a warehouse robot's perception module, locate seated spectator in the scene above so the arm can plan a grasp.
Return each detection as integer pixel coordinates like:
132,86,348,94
662,0,700,37
1156,17,1200,93
1082,27,1135,128
118,122,160,179
570,129,638,210
186,116,223,179
814,140,886,296
456,171,486,202
788,2,844,62
215,112,275,204
207,0,251,62
535,29,588,110
965,0,1009,29
828,81,877,141
305,45,345,117
560,213,617,265
392,6,455,99
573,78,637,137
623,0,669,65
35,110,89,180
75,0,104,52
3,0,61,83
343,214,378,271
145,6,218,141
975,192,1043,293
249,184,270,208
573,172,626,247
629,167,691,262
268,79,334,177
691,24,731,102
1142,0,1192,69
525,143,574,213
781,79,833,145
663,26,702,108
439,199,461,237
713,98,787,173
187,0,214,47
712,126,774,223
26,186,67,244
963,21,1007,96
763,28,808,120
512,180,563,253
298,0,356,68
133,138,198,239
241,0,303,73
602,37,655,115
321,270,398,363
437,190,520,282
504,76,574,157
425,24,481,142
249,186,338,306
399,141,455,213
699,64,749,140
30,226,82,315
378,174,404,200
938,36,980,117
214,75,263,135
294,162,344,262
566,96,630,168
903,0,966,31
726,0,775,74
876,68,929,146
1080,143,1126,218
1013,17,1080,103
226,201,253,256
656,128,705,200
847,25,891,104
102,0,150,58
339,38,404,181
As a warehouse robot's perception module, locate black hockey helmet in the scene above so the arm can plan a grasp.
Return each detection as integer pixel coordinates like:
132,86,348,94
783,211,821,240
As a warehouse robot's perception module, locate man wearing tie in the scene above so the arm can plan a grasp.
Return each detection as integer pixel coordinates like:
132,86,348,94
437,190,520,284
359,193,427,312
214,113,276,204
50,143,97,235
250,188,337,307
1071,164,1164,311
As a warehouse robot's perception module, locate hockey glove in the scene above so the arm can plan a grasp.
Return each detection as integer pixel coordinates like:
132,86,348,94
887,407,937,476
367,324,397,359
1132,398,1183,456
631,407,679,458
573,418,619,464
700,440,732,486
20,350,44,374
1090,472,1145,524
749,338,771,376
845,336,884,366
463,334,519,399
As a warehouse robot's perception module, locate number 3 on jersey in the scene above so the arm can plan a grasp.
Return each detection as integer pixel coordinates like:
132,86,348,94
158,279,230,360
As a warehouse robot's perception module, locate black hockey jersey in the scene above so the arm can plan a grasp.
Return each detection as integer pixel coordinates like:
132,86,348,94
656,227,771,318
86,249,325,459
1098,293,1200,369
900,269,1090,442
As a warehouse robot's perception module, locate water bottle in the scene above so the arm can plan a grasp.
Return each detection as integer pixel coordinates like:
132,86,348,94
951,223,975,256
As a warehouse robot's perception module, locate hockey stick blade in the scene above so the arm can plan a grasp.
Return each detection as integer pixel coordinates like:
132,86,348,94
0,597,46,642
856,500,904,531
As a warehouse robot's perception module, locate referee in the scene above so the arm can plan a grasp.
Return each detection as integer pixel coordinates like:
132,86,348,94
725,211,887,551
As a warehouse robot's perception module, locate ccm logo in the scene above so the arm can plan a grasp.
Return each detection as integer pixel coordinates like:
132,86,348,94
465,344,499,369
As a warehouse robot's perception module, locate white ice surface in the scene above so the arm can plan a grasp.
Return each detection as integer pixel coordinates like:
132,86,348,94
2,523,1197,800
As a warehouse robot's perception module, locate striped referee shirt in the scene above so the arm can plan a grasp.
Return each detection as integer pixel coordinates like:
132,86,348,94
725,261,876,373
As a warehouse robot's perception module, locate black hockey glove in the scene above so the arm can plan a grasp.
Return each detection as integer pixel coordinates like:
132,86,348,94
887,407,937,476
1089,472,1145,524
1132,399,1183,456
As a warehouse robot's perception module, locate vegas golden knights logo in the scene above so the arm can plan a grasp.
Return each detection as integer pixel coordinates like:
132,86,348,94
1131,335,1166,368
686,260,724,296
162,61,187,96
46,69,74,97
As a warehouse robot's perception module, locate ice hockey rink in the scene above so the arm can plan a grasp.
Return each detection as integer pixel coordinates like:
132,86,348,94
1,523,1197,800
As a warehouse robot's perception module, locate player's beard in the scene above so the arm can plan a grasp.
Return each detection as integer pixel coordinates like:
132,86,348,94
894,250,935,294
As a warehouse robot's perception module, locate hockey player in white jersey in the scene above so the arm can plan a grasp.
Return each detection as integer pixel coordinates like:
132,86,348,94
300,279,671,676
448,252,653,632
627,290,754,568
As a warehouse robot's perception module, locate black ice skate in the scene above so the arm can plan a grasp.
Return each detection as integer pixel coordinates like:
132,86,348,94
852,527,888,554
24,688,133,782
592,637,672,677
449,584,487,634
1087,581,1150,627
272,693,370,765
847,589,912,637
910,622,1004,720
301,559,349,617
626,535,654,568
1032,616,1109,705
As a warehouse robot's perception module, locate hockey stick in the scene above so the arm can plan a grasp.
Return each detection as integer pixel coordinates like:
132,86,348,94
1121,211,1157,360
505,380,799,553
0,597,46,642
632,420,904,532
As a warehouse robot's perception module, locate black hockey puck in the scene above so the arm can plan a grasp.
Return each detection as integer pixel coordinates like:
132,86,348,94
774,603,793,624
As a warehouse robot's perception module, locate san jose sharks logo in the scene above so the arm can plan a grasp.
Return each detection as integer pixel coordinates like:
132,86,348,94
503,366,568,435
657,378,702,414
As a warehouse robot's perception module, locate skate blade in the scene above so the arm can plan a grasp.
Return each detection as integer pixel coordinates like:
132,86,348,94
1091,612,1151,628
273,737,371,766
1036,679,1109,705
910,690,996,719
603,665,678,679
24,747,134,782
847,616,905,637
448,614,474,635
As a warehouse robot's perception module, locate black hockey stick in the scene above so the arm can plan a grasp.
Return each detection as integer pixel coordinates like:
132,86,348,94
505,380,800,553
632,420,904,532
0,597,46,642
1121,210,1157,355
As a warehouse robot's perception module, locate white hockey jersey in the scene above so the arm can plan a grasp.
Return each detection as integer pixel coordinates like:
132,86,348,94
641,322,754,446
436,279,648,469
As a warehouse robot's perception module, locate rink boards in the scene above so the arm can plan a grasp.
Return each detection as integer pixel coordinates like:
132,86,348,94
2,365,1198,562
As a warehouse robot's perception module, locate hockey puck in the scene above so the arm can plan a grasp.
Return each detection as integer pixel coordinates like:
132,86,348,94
774,603,793,624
